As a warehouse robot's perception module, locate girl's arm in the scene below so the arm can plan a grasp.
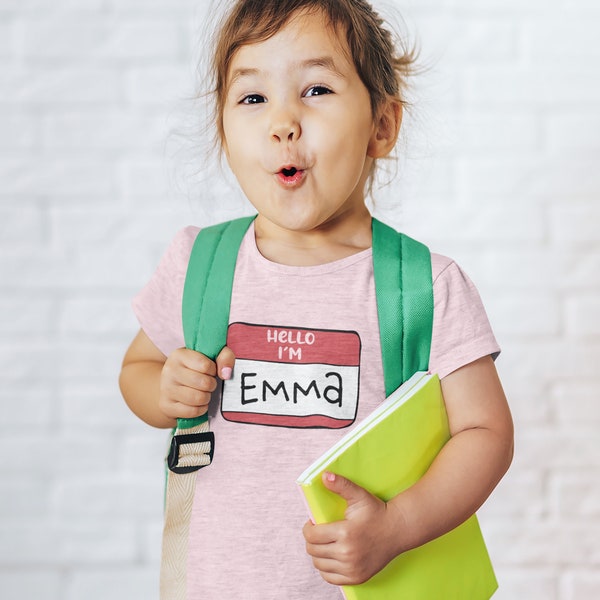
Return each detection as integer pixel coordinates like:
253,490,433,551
303,354,514,586
119,329,235,429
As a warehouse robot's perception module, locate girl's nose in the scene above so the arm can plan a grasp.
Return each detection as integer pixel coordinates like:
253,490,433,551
269,109,301,143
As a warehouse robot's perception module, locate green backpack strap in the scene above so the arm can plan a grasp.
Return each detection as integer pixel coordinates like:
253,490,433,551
372,218,433,396
166,215,256,473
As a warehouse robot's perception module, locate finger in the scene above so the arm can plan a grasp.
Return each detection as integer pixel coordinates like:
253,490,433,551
321,472,371,511
176,348,217,376
172,385,213,409
302,520,338,546
171,400,210,420
216,346,236,380
309,557,348,582
174,368,218,395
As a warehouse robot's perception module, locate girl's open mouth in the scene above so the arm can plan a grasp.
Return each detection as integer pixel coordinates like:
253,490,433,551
277,166,305,186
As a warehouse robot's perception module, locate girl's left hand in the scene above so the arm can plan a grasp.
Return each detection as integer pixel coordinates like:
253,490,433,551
302,472,404,586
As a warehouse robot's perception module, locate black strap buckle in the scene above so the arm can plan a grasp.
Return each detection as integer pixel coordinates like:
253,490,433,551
167,431,215,474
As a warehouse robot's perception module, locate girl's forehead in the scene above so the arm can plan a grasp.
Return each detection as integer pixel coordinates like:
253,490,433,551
226,9,352,79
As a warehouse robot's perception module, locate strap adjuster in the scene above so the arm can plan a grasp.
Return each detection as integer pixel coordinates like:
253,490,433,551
167,431,215,474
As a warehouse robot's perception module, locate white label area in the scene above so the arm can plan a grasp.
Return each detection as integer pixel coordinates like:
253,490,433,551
222,359,359,428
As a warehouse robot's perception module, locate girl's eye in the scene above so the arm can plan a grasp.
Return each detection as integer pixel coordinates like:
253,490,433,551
305,85,333,97
240,94,266,105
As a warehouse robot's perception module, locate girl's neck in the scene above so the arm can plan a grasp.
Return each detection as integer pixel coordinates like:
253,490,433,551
253,209,373,267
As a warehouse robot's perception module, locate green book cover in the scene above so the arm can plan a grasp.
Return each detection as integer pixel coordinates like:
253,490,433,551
296,372,498,600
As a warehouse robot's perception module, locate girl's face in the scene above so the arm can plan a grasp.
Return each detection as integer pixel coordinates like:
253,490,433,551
222,9,389,238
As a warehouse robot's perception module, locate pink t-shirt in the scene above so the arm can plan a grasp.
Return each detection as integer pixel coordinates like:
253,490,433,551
133,222,499,600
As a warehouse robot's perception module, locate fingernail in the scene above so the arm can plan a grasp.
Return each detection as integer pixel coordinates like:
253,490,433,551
325,472,336,482
221,367,232,380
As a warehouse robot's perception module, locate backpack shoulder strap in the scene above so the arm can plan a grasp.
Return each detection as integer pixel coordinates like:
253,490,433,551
182,216,256,361
170,215,255,447
372,217,433,396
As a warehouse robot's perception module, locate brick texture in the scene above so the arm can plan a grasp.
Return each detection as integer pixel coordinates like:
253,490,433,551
1,1,598,599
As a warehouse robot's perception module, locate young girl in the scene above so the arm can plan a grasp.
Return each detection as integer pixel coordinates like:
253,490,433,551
119,1,514,598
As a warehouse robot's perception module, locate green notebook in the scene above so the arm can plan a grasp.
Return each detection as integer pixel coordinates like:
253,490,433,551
296,372,498,600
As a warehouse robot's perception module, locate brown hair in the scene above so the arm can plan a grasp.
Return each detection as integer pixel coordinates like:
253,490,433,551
210,0,416,149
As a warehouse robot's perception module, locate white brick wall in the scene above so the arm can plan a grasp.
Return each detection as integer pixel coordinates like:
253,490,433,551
0,1,598,598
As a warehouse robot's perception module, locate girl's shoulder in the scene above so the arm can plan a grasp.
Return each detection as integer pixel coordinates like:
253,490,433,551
430,252,457,283
172,225,201,257
429,251,486,309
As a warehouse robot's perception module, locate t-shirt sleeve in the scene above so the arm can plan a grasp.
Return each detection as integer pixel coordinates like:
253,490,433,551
132,226,199,357
429,253,500,379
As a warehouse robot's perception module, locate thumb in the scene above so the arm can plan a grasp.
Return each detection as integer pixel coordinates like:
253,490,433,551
216,346,236,380
321,471,370,511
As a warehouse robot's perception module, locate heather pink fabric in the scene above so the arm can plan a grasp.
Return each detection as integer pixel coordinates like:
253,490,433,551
132,222,500,599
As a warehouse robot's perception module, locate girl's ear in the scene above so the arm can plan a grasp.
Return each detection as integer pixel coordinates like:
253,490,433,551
368,99,402,158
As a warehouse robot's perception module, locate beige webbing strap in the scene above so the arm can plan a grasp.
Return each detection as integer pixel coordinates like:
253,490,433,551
160,420,214,600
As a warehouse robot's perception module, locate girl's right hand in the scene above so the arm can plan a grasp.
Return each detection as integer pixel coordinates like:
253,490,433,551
159,346,236,420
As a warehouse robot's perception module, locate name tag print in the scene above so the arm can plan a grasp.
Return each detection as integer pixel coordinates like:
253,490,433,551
222,323,361,428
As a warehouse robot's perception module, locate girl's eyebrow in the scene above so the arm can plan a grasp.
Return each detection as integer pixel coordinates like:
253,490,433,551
229,56,344,86
299,56,344,76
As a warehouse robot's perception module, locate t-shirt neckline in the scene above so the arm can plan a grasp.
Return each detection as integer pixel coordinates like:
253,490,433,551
245,222,373,276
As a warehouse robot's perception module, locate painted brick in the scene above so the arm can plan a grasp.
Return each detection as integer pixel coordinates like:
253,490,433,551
0,113,38,150
474,249,600,291
66,568,159,600
452,0,563,10
107,0,199,14
565,295,600,337
464,66,600,108
484,519,600,567
0,0,104,11
41,111,168,152
59,383,142,429
527,19,600,62
551,204,600,246
0,157,116,198
0,67,122,106
547,114,600,151
0,521,63,564
484,293,560,337
0,295,55,335
0,385,56,430
0,208,45,246
516,427,600,470
0,479,51,517
451,112,540,154
491,568,558,600
23,20,183,61
0,21,15,58
142,520,164,564
552,471,600,519
0,569,62,600
54,476,162,519
58,295,144,337
551,381,600,424
125,65,193,106
496,367,554,425
416,17,519,63
60,520,138,564
478,468,548,519
400,201,546,245
563,571,600,600
120,433,168,476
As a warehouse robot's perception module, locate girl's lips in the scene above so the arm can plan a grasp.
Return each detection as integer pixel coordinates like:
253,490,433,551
276,166,306,187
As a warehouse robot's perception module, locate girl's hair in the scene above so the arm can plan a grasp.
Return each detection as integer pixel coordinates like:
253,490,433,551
211,0,416,150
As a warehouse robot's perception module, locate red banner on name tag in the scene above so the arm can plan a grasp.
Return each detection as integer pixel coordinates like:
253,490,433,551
227,322,361,366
